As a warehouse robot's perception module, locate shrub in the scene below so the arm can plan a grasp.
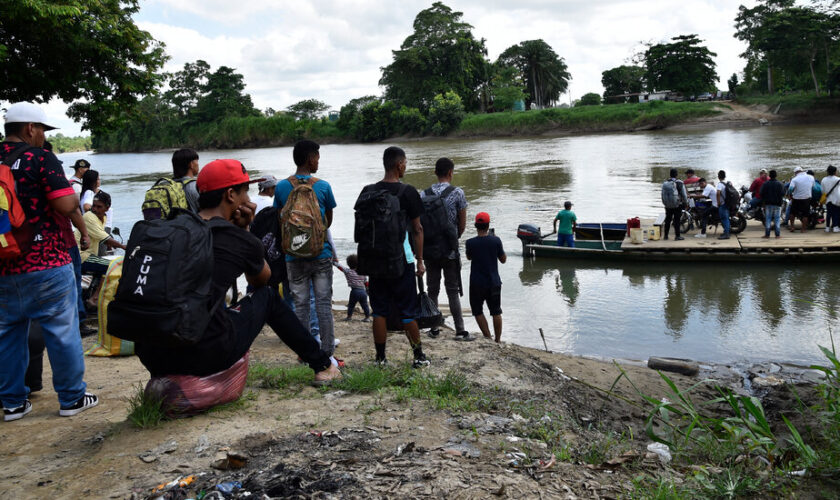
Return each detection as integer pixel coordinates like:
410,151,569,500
427,91,465,135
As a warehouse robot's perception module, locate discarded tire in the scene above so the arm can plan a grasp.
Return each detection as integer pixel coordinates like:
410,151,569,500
647,357,699,376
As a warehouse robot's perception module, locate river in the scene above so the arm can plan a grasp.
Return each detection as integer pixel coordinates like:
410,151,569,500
57,123,840,367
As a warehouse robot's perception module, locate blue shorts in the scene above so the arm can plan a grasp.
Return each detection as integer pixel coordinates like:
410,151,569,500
557,233,575,248
368,263,419,323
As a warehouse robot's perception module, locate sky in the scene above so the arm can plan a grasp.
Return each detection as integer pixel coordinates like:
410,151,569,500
39,0,758,136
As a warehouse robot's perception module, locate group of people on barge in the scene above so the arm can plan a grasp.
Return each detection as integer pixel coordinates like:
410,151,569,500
661,164,840,240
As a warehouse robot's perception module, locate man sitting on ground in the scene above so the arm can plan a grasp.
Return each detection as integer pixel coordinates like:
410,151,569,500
135,159,341,385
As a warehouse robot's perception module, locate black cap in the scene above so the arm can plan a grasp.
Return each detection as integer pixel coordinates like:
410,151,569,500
73,159,91,170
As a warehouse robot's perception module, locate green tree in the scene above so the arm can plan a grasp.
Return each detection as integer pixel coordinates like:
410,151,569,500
727,73,739,95
576,93,601,106
0,0,168,134
336,95,379,137
426,91,465,135
601,65,646,103
286,99,330,120
497,39,570,109
734,0,794,93
644,34,718,95
490,66,528,111
379,2,489,111
165,60,211,116
191,66,259,123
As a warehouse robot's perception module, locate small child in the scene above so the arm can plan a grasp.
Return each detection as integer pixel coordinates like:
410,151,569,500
335,254,370,322
465,212,506,342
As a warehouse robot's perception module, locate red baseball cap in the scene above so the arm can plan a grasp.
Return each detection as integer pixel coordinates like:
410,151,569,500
196,159,262,193
475,212,490,224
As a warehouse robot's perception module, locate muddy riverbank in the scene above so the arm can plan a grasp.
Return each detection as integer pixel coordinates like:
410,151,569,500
0,310,831,499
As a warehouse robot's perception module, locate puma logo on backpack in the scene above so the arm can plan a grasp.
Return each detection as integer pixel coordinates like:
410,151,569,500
141,177,194,221
280,176,326,258
108,209,225,346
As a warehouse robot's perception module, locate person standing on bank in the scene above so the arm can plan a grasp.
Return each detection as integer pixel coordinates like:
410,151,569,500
420,157,470,341
273,140,340,367
1,102,98,420
822,165,840,233
661,168,688,240
355,146,430,368
466,212,506,343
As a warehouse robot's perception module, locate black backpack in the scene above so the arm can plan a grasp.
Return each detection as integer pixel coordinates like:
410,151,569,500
250,206,287,288
725,182,740,211
354,184,408,279
107,209,224,346
420,186,459,261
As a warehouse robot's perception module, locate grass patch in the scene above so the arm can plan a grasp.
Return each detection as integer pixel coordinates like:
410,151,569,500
248,362,314,390
737,92,840,113
457,100,722,135
126,384,168,429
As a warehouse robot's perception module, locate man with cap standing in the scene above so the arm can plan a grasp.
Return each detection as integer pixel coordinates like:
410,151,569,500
134,159,341,386
1,102,98,420
788,166,814,232
68,159,90,195
466,212,506,343
254,175,277,214
553,201,577,247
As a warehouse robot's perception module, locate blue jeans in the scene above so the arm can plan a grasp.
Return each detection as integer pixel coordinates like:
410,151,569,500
69,246,85,321
718,206,730,235
287,258,334,356
348,287,370,318
0,265,87,408
557,233,575,248
765,205,781,236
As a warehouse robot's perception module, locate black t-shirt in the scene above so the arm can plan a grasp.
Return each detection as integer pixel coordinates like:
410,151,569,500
136,218,265,376
465,234,505,288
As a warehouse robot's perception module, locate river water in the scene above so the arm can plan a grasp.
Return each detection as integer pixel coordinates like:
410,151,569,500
57,123,840,366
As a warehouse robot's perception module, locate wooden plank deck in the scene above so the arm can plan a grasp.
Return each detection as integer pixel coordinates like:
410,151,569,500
621,220,840,252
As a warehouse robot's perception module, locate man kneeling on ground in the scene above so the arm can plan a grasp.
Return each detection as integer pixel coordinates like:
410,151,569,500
135,159,341,386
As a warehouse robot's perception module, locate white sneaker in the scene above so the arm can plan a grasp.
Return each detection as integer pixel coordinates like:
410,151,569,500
826,227,831,233
694,233,706,238
59,393,98,417
834,227,840,233
333,338,340,347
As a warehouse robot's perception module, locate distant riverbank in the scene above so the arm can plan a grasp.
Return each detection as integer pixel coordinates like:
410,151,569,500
92,96,840,153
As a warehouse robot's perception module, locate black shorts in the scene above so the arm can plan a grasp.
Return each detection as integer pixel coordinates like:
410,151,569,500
470,285,502,316
368,263,419,323
792,198,810,218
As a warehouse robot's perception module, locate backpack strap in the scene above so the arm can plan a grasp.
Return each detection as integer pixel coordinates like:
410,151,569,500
1,145,35,169
288,175,319,186
440,185,456,199
424,187,435,196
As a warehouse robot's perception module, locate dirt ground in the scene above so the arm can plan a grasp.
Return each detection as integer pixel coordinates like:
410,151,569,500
0,310,821,499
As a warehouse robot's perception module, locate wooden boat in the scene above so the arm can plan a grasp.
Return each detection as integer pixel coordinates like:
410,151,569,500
517,220,840,262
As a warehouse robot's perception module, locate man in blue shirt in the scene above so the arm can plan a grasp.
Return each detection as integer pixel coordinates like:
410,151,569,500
274,140,339,366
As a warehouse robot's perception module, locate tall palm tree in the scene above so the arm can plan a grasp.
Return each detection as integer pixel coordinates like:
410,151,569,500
498,39,570,109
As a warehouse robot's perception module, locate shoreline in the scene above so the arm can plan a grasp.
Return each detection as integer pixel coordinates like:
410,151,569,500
85,102,840,155
1,310,831,498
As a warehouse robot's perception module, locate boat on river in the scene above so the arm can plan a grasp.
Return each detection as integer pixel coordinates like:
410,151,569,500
517,220,840,262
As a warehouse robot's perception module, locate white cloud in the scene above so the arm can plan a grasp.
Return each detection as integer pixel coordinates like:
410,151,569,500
44,0,757,135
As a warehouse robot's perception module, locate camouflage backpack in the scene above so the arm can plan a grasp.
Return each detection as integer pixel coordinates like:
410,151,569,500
280,176,326,258
141,178,194,221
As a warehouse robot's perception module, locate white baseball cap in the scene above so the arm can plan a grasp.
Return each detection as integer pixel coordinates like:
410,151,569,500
4,102,59,130
794,166,803,173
